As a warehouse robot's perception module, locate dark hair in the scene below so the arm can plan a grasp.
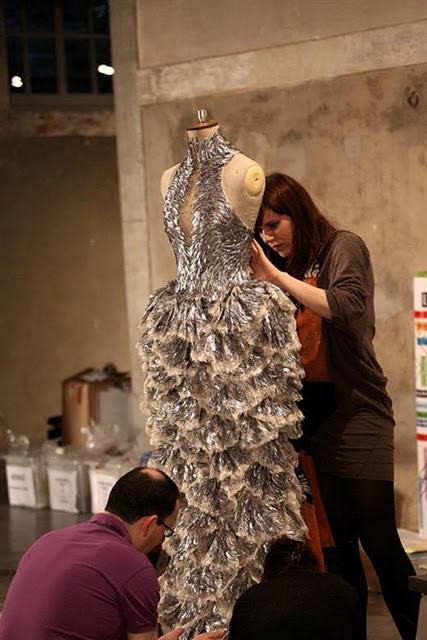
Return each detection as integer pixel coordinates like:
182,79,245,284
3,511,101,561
105,467,179,524
259,173,336,279
262,536,317,580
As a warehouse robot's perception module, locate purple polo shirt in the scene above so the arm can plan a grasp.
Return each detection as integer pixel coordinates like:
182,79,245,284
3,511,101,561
0,513,159,640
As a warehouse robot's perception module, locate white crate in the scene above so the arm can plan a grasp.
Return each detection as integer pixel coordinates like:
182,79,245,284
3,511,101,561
88,459,134,514
47,457,90,513
5,455,48,509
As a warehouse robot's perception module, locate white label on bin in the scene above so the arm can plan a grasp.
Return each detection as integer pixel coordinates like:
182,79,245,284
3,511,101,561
48,468,78,513
6,465,36,507
90,472,118,514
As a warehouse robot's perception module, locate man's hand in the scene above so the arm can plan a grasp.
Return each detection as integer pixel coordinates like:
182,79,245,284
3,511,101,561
250,239,279,284
159,628,184,640
159,626,226,640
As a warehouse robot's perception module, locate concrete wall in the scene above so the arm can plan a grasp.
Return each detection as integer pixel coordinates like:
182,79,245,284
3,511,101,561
0,135,129,445
107,0,427,527
140,62,427,528
138,0,427,67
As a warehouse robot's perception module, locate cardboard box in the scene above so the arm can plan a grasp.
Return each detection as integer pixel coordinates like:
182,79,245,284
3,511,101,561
62,368,131,446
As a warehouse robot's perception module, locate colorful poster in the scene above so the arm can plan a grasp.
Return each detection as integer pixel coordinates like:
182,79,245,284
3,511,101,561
414,273,427,535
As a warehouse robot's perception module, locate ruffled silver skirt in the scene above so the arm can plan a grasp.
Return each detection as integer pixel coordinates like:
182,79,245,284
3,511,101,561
138,278,306,638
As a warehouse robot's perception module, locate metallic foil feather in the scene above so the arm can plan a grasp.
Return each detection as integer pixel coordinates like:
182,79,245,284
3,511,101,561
138,130,306,638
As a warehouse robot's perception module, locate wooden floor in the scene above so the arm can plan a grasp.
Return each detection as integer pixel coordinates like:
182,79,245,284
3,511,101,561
367,592,401,639
0,503,404,638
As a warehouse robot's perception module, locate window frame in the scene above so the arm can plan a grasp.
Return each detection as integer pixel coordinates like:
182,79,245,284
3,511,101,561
1,0,113,108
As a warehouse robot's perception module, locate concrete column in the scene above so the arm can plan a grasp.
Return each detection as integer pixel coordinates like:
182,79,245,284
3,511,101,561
109,0,151,448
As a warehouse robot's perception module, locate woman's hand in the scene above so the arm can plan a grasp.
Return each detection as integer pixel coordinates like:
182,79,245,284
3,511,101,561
250,239,279,283
250,240,332,319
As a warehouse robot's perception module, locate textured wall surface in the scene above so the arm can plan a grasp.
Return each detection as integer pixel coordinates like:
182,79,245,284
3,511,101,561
0,137,129,444
138,0,427,68
141,63,427,528
138,20,427,105
0,110,115,137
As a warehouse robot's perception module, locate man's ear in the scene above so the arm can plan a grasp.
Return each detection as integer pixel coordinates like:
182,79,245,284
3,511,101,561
139,514,157,537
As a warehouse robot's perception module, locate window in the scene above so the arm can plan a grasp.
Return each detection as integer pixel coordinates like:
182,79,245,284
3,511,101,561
3,0,113,106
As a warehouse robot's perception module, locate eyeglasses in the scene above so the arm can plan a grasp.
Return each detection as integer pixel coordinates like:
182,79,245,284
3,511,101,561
157,517,174,538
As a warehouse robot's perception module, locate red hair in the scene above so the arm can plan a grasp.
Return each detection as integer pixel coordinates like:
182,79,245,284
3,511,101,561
260,173,336,279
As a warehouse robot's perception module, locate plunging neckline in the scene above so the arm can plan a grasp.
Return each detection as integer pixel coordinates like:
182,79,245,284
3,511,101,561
166,130,254,257
167,130,238,255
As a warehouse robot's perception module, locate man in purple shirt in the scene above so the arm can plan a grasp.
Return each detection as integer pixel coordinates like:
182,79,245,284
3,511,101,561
0,467,224,640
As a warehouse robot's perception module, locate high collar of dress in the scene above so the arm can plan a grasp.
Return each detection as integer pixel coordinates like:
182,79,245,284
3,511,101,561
187,129,236,163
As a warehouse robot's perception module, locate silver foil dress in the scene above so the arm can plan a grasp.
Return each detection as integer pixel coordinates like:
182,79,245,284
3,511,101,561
138,130,306,638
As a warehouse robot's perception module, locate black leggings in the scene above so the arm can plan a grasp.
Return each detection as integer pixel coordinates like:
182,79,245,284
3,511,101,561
317,473,420,640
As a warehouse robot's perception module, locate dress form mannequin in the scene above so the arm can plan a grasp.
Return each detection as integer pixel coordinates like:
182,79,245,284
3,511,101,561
160,110,265,243
140,108,305,637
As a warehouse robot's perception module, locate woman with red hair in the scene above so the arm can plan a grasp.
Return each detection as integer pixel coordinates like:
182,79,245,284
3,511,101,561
251,172,419,640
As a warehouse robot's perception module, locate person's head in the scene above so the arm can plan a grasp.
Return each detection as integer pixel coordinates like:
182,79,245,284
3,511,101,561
257,173,336,279
105,467,180,553
262,536,316,580
228,537,318,640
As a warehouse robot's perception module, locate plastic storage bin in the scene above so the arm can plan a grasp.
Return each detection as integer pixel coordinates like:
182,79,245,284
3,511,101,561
5,454,49,508
47,455,90,513
88,458,134,514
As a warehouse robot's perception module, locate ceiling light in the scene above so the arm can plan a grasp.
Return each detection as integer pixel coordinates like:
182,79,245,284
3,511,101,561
11,75,23,88
97,64,114,76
